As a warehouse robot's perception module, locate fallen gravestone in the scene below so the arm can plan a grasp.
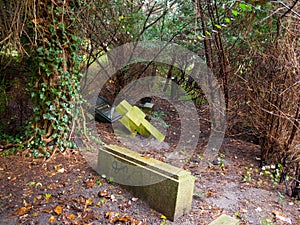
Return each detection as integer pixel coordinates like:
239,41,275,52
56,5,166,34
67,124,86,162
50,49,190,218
115,100,165,142
97,144,195,221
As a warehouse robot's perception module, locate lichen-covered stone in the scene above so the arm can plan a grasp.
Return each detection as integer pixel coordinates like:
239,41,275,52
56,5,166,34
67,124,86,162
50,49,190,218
115,100,165,142
97,144,195,221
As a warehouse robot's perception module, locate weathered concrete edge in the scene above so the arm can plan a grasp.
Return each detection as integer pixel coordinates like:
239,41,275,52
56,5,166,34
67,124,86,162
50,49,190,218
103,144,191,179
98,144,196,220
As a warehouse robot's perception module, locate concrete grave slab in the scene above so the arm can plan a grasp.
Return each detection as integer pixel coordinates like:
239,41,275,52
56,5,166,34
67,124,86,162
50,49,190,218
97,144,195,221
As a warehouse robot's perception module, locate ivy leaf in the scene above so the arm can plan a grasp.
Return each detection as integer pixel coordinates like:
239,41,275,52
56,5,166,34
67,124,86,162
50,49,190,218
239,3,252,11
232,10,239,17
215,24,221,29
239,3,247,11
224,18,231,23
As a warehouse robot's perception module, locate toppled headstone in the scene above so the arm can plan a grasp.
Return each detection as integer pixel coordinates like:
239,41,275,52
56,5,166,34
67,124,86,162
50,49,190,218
209,214,240,225
115,100,165,142
97,144,195,221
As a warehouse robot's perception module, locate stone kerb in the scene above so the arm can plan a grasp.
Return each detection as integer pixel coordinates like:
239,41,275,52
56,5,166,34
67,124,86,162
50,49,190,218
97,144,195,221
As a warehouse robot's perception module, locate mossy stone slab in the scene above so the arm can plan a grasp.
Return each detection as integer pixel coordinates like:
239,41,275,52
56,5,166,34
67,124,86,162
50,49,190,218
126,106,146,125
97,144,195,221
115,100,132,116
140,119,165,142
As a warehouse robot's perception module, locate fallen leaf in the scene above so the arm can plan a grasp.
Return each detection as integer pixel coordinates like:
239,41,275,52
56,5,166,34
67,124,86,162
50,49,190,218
54,205,63,215
211,207,221,212
105,212,115,223
66,213,76,220
118,215,132,222
98,191,109,197
48,215,55,223
85,198,93,206
161,215,167,220
105,211,115,219
206,191,213,197
34,195,43,201
42,208,52,213
273,211,292,224
86,179,95,188
83,210,98,222
11,206,30,216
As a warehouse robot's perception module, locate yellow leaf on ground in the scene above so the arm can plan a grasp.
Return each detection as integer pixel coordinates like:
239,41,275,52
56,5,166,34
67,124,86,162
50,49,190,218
48,215,55,223
160,215,167,220
85,198,93,206
54,205,63,215
11,206,30,216
66,213,76,220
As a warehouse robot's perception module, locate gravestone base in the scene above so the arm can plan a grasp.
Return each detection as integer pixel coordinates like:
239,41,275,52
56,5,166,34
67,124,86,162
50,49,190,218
97,144,195,221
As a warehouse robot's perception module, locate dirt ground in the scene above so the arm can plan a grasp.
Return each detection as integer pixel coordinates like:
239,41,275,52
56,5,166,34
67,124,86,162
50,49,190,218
1,97,299,224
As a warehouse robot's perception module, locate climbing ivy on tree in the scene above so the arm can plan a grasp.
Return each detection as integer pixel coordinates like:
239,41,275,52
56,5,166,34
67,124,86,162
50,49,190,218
22,0,83,157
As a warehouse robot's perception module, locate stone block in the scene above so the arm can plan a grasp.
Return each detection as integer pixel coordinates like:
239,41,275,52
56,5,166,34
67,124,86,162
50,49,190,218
136,122,151,137
139,119,165,142
126,106,146,125
209,214,240,225
118,116,138,134
97,144,195,221
115,100,132,116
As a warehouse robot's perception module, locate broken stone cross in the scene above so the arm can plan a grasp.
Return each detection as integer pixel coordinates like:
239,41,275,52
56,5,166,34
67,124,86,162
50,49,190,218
115,100,165,142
